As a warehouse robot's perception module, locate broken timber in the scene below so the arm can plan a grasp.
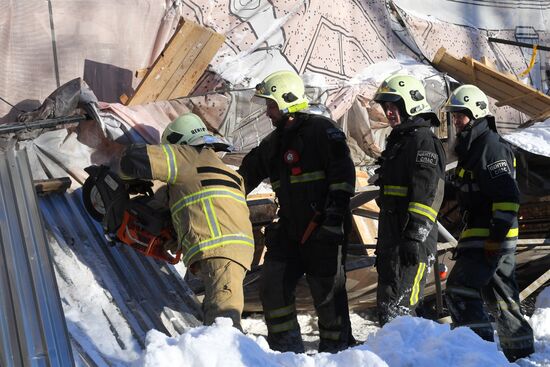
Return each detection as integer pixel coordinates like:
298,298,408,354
125,18,225,106
432,47,550,120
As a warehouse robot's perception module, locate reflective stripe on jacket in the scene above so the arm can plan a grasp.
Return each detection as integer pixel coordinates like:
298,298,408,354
238,113,356,242
375,115,446,252
453,117,520,251
120,144,254,268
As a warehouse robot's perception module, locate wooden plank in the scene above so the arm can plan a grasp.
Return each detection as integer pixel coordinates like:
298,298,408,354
519,268,550,301
432,47,550,118
169,32,226,99
127,20,199,105
126,19,225,106
157,29,213,100
352,171,379,256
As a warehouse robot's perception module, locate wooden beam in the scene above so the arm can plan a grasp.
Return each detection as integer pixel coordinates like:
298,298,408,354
432,47,550,118
126,19,225,106
519,268,550,301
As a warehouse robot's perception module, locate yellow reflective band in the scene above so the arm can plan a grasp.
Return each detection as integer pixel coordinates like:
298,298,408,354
383,185,408,197
267,319,299,333
271,180,280,190
319,329,341,341
171,188,246,216
408,202,438,222
492,202,520,212
289,171,326,184
161,144,178,184
183,234,255,264
265,304,295,319
460,227,519,239
513,158,516,168
329,182,355,194
457,167,474,179
202,198,221,237
409,262,426,306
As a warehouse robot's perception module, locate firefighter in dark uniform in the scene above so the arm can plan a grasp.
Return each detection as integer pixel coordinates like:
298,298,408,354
118,113,254,331
238,70,356,353
372,74,446,326
442,85,534,362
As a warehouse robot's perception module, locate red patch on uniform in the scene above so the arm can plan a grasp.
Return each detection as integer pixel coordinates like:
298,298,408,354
291,167,302,175
284,149,300,164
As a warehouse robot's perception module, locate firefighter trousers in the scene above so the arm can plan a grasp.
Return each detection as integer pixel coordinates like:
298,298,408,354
376,246,430,326
259,253,354,353
196,257,247,331
445,250,534,361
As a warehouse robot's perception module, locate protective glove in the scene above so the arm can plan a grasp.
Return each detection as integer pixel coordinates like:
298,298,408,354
399,240,420,267
314,212,345,244
126,179,154,196
484,240,501,262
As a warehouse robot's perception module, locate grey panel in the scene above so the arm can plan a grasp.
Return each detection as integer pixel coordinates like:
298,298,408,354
0,147,74,367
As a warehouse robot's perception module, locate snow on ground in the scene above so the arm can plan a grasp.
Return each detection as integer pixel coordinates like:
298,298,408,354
518,287,550,367
131,288,550,366
503,119,550,158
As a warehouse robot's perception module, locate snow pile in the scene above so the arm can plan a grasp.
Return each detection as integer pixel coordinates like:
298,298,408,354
135,316,512,366
364,316,510,366
503,119,550,158
520,287,550,366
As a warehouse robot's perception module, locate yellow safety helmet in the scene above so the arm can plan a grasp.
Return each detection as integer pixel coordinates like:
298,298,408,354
442,84,490,119
373,74,433,116
161,113,210,145
255,70,309,114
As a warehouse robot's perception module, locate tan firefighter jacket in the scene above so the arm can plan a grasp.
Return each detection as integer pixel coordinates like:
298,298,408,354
119,143,254,269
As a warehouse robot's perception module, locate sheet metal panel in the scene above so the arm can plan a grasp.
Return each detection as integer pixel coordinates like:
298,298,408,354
0,147,74,367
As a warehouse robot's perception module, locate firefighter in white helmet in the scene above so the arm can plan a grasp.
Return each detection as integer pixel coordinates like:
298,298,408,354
372,74,446,326
238,70,356,353
119,112,254,331
442,85,534,362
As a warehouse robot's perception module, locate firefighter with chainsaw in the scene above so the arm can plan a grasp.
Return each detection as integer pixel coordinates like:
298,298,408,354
442,85,534,362
117,112,254,331
372,74,446,326
238,70,356,353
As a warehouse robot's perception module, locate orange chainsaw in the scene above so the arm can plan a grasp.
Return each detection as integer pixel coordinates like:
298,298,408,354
82,165,181,264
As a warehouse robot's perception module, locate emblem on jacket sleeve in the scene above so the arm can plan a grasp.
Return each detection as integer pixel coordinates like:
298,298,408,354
416,150,438,166
487,160,510,178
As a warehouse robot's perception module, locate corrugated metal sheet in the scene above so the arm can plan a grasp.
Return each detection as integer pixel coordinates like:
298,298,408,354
0,147,74,367
1,144,203,366
38,190,202,340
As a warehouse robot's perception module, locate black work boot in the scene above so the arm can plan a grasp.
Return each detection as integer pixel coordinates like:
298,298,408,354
266,329,305,353
503,346,534,362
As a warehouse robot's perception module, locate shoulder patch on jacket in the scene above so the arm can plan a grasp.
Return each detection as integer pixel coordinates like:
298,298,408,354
326,127,346,141
487,160,510,178
416,150,438,166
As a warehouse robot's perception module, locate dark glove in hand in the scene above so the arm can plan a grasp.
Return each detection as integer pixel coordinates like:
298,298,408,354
399,240,420,267
484,240,501,262
126,180,154,195
315,212,344,244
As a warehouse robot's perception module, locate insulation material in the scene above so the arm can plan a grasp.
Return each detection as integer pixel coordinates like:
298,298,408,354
2,0,549,163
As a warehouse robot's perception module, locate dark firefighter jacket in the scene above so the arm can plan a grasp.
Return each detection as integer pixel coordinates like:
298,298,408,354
119,144,254,269
238,113,356,243
375,114,446,254
453,117,519,251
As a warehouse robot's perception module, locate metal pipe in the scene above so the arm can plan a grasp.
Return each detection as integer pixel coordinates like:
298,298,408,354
0,115,86,135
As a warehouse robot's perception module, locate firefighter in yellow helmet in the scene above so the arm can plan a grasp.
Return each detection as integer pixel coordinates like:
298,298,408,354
442,85,534,362
118,112,254,331
238,70,356,353
372,74,446,326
